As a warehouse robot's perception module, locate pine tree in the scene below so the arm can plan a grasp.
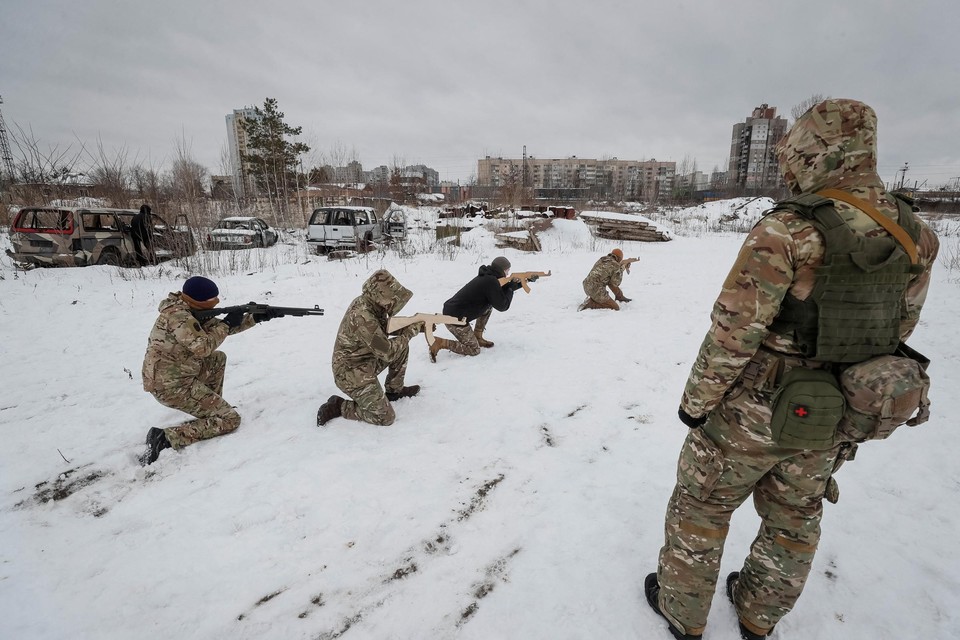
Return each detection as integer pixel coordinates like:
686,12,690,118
242,98,310,223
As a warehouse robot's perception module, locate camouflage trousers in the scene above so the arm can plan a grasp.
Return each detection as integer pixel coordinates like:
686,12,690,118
655,383,847,636
334,340,409,426
445,308,492,357
151,350,241,449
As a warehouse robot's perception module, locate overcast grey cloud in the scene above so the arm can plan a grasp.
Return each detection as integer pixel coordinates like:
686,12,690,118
2,0,958,188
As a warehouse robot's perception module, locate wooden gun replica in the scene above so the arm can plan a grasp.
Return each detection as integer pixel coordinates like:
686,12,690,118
387,313,467,346
497,270,552,293
620,257,640,274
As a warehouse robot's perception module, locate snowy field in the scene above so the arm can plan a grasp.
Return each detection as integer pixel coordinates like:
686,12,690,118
1,205,959,640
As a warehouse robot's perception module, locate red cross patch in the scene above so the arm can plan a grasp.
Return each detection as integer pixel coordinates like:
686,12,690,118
793,405,809,418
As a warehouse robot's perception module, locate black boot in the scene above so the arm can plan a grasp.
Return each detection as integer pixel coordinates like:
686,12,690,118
644,573,703,640
386,385,420,401
317,395,344,426
726,572,772,640
140,427,171,466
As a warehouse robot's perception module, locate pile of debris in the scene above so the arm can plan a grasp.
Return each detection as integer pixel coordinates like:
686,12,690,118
494,229,542,252
579,210,671,242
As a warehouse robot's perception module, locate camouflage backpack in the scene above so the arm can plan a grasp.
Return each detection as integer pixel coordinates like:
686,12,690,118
768,191,931,444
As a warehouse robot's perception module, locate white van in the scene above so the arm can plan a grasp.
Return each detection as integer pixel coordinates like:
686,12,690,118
306,206,405,253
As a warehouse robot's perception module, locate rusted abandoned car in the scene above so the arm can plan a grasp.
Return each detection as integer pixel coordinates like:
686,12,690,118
6,207,195,267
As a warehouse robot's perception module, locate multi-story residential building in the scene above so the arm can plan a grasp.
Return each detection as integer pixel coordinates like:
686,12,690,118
728,104,788,190
226,107,259,200
477,156,675,200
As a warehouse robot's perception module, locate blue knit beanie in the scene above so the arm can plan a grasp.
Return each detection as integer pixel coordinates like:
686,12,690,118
182,276,219,302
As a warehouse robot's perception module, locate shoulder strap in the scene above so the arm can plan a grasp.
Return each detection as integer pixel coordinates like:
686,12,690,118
817,188,919,265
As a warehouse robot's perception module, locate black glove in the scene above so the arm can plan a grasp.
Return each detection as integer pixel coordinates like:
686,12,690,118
222,310,245,329
253,309,281,323
678,407,707,429
507,279,524,291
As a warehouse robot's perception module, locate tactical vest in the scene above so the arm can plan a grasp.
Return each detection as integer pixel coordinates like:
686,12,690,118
767,193,924,364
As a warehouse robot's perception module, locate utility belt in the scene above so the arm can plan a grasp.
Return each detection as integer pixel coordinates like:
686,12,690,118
740,345,931,449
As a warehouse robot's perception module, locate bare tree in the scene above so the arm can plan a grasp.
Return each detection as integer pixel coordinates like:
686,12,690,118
169,133,208,222
791,94,828,122
131,161,165,208
388,154,406,204
85,136,135,208
8,123,86,204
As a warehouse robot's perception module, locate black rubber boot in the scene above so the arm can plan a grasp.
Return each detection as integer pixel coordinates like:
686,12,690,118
317,395,344,426
386,385,420,401
141,427,171,466
644,573,703,640
726,572,771,640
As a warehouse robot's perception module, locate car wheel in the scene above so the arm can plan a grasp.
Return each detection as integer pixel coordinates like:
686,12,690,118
97,248,121,266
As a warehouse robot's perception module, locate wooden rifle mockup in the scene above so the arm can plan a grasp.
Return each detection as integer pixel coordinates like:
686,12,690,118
387,313,467,346
497,270,552,293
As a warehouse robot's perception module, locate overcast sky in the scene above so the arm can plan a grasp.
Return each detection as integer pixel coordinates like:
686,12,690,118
2,0,958,189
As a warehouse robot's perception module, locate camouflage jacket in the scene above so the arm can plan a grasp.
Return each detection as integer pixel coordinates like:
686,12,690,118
682,99,940,418
142,293,254,392
332,269,413,370
583,254,623,297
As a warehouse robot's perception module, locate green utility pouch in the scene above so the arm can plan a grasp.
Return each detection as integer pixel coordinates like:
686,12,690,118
771,367,845,450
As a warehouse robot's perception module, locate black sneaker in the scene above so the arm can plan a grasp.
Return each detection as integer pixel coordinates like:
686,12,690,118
644,573,703,640
726,572,771,640
317,395,344,427
385,385,420,402
140,427,171,466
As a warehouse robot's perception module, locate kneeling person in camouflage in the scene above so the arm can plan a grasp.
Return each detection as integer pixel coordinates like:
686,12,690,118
578,248,631,311
141,276,257,464
318,270,421,427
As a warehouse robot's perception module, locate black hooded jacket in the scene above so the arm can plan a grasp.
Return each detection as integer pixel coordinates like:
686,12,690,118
442,265,517,321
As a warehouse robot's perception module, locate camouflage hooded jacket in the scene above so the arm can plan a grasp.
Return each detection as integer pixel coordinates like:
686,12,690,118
332,269,413,370
142,293,253,393
681,99,940,418
583,254,623,297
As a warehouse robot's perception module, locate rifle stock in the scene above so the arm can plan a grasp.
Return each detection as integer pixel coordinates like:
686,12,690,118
387,313,467,346
497,270,552,293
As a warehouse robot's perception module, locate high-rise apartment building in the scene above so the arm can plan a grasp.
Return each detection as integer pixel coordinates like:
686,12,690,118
226,107,259,200
728,104,788,190
477,156,675,200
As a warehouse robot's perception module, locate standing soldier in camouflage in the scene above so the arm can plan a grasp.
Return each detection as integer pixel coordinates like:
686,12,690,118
428,256,523,362
578,249,631,311
645,99,939,640
140,276,258,465
317,269,422,427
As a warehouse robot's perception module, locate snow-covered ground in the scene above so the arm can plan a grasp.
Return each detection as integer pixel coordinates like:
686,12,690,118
1,208,958,640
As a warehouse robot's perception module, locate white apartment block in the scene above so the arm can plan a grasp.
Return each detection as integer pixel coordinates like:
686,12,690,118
477,156,675,200
728,104,788,190
226,107,259,199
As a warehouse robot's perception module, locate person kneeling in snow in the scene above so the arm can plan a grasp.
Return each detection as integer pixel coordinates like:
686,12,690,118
317,269,422,427
428,256,522,362
140,276,258,464
578,248,632,311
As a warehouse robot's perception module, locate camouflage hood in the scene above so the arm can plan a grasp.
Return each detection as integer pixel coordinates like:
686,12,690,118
361,269,412,316
158,292,189,313
776,98,884,195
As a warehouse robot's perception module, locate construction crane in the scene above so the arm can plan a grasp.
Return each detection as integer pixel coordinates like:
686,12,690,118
0,95,16,183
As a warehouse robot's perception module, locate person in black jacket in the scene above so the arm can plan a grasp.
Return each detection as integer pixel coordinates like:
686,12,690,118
130,204,156,266
430,256,522,362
